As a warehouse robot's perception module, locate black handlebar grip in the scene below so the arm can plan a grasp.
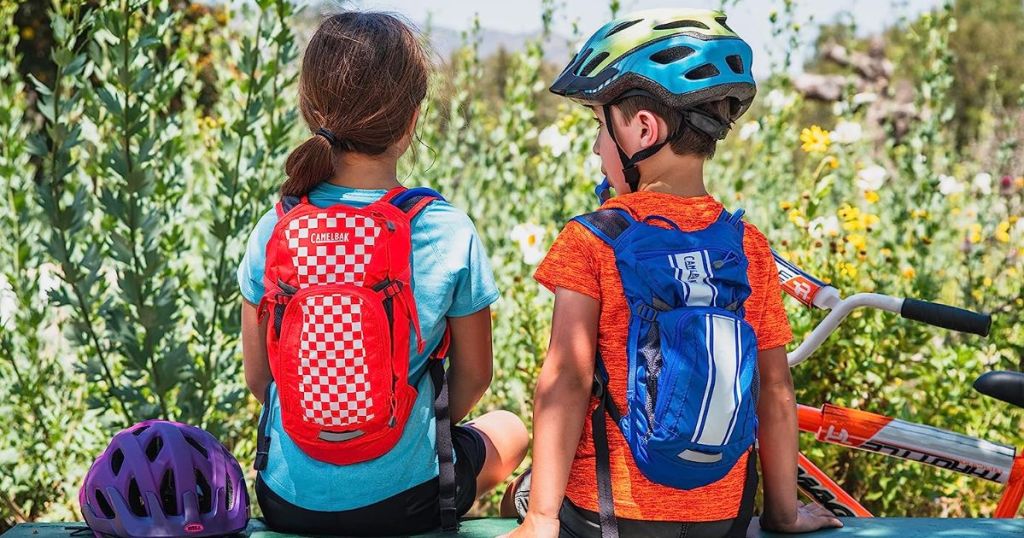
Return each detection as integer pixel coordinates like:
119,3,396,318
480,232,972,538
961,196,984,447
900,298,992,337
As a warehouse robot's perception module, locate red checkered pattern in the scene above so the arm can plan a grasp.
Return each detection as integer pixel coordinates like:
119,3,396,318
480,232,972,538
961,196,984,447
298,294,375,428
286,213,380,286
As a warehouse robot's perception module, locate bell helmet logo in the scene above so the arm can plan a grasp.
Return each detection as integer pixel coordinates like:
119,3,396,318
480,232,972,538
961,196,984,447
184,523,205,534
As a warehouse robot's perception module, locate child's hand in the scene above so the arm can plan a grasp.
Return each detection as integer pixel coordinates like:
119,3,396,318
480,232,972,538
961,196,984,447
498,513,561,538
756,502,843,534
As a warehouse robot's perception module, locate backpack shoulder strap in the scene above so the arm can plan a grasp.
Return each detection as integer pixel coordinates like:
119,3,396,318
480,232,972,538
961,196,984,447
718,207,746,231
572,208,635,246
275,195,307,217
389,187,446,219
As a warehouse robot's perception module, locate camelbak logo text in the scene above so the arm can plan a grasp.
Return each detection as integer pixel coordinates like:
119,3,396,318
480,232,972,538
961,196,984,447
184,523,205,534
682,254,701,282
311,232,350,244
670,250,717,306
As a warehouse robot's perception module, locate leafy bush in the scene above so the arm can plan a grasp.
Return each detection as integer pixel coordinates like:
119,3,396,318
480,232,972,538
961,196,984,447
0,0,1021,528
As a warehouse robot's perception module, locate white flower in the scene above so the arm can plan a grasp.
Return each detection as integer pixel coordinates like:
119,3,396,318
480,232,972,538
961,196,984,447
832,101,848,116
538,125,571,157
856,164,887,191
972,172,993,195
832,121,863,144
808,216,841,239
510,223,546,265
0,275,16,330
938,174,964,196
764,89,796,112
738,121,760,141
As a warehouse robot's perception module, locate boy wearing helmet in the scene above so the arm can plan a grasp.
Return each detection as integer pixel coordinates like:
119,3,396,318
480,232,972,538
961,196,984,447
503,9,844,538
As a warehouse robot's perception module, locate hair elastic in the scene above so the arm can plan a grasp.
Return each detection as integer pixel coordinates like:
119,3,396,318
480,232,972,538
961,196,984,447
315,127,338,147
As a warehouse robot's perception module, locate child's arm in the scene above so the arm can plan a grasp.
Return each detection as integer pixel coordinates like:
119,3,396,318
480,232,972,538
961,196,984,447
515,288,599,537
757,345,842,532
241,300,272,403
446,307,495,423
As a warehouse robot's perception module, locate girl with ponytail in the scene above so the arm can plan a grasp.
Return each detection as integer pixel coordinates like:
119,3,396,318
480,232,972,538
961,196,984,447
236,12,527,535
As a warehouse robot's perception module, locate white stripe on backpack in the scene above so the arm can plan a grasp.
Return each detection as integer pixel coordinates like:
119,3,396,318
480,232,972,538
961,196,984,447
688,315,743,450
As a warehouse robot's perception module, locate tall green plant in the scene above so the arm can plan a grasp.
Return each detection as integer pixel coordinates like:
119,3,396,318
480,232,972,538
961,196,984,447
0,0,93,529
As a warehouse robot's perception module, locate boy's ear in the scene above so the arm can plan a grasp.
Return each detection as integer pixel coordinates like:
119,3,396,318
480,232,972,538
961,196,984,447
633,109,662,149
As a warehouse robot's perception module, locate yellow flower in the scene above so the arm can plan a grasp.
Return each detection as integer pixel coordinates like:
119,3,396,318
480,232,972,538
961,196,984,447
863,190,880,204
837,204,860,222
779,200,794,211
880,248,893,258
1016,177,1024,189
788,208,806,227
800,125,831,153
983,277,993,287
846,233,867,251
20,26,35,40
838,261,858,279
968,223,983,244
995,221,1011,243
901,266,917,279
824,156,839,169
911,209,928,219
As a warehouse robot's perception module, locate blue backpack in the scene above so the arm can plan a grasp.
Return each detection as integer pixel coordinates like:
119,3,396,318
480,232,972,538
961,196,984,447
574,207,759,536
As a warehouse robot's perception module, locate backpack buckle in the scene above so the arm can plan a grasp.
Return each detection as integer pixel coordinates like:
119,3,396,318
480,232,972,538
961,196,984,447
373,279,404,299
633,302,659,322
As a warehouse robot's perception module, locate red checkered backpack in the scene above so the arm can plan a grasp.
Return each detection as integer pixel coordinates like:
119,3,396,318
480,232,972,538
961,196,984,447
255,188,457,528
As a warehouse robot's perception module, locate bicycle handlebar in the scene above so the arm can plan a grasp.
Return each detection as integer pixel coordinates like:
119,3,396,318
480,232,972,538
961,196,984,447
774,251,992,366
900,298,991,337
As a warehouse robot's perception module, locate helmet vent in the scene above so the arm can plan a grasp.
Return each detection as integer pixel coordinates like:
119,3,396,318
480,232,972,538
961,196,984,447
195,470,213,514
131,425,149,436
650,46,695,65
145,436,163,462
685,63,720,80
715,16,734,32
127,478,147,517
225,465,234,511
580,52,610,77
572,47,593,75
160,469,180,516
184,435,209,458
606,19,642,37
726,55,744,74
95,490,116,519
654,19,710,31
110,449,125,476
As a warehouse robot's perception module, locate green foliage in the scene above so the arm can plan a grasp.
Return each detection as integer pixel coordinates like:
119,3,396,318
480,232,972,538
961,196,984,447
1,0,1022,527
0,0,95,528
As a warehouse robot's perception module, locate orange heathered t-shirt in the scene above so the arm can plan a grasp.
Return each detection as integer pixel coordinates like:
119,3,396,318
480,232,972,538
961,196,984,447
533,191,794,522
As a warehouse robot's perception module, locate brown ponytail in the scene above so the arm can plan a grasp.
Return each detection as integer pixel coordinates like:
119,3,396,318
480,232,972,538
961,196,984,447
282,12,431,196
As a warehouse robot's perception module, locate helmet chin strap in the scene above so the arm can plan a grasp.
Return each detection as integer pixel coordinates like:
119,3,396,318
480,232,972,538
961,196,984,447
601,101,731,194
602,104,670,194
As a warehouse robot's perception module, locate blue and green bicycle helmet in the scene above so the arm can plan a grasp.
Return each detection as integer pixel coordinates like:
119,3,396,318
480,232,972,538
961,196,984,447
551,9,756,194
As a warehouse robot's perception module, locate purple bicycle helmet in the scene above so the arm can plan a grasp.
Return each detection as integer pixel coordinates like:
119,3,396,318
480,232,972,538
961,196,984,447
79,420,249,538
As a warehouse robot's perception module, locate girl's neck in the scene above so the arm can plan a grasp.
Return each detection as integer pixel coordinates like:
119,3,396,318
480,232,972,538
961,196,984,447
325,154,403,190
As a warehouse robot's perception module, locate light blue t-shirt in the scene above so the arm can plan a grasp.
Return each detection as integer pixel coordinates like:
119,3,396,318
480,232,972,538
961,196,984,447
237,183,499,511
